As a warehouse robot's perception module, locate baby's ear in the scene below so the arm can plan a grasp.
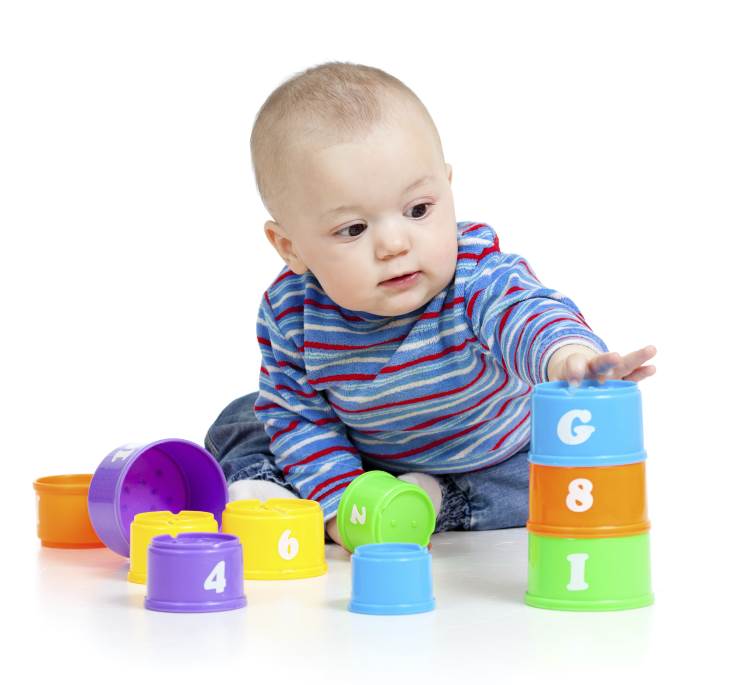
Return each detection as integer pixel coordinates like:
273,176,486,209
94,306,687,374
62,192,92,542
446,163,453,184
263,220,308,275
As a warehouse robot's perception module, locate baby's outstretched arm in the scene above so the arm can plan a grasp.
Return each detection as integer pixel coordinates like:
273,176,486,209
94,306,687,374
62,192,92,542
547,344,657,385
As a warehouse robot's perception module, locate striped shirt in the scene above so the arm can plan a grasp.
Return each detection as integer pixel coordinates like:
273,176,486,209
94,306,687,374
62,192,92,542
255,222,607,519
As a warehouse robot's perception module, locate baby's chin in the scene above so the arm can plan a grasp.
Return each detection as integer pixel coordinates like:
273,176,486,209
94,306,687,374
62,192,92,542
342,293,431,318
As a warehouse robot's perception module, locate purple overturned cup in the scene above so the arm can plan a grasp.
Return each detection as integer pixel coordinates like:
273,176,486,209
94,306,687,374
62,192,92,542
145,533,246,613
88,439,228,557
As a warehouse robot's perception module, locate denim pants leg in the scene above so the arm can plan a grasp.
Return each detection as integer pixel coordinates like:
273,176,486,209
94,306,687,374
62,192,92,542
204,392,297,493
433,449,530,533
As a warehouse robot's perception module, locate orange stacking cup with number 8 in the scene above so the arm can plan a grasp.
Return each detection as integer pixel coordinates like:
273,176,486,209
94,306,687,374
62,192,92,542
527,462,650,538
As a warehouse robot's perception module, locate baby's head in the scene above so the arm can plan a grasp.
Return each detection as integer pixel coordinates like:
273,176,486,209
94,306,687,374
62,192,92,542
251,62,457,316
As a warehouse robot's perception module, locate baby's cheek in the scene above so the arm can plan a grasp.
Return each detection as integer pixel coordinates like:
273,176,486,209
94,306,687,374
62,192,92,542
320,267,362,308
432,232,458,274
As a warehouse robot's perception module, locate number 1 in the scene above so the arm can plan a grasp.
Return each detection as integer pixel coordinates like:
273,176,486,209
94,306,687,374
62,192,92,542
566,553,589,591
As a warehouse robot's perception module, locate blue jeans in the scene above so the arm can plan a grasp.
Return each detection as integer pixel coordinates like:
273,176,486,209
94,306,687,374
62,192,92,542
205,392,529,533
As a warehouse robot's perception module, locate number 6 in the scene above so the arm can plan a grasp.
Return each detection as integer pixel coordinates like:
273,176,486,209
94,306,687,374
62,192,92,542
278,529,299,560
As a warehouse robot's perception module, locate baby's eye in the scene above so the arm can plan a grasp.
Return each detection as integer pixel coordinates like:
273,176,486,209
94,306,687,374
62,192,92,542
337,222,367,238
406,203,432,219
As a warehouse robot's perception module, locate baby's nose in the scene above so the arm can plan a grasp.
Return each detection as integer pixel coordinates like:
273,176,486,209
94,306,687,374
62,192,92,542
375,224,411,259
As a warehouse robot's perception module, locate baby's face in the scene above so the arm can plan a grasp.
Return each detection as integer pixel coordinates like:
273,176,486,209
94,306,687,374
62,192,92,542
265,105,458,316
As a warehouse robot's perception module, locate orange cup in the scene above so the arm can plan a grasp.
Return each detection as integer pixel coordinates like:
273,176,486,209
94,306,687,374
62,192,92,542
33,474,105,548
527,462,650,538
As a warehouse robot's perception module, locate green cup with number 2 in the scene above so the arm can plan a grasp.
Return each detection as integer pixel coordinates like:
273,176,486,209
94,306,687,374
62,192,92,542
336,471,436,551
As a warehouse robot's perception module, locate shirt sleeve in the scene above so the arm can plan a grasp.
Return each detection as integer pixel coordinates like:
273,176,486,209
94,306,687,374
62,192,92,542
254,293,363,521
464,247,608,385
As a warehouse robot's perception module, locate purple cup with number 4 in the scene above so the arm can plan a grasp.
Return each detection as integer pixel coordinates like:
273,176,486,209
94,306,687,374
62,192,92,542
88,439,228,557
145,533,246,613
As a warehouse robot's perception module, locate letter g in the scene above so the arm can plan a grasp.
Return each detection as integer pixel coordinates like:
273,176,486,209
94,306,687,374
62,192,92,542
557,409,595,445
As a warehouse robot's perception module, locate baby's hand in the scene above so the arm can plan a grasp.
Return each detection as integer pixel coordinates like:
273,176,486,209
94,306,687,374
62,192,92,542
547,344,657,386
325,516,350,552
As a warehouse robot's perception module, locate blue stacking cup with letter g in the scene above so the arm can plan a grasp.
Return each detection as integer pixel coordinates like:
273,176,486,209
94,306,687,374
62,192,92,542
528,380,646,467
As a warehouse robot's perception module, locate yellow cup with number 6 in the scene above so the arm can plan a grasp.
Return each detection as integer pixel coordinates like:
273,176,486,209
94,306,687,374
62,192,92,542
221,499,327,580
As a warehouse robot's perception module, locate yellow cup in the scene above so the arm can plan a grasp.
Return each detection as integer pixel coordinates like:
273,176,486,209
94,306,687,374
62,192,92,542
222,499,327,580
128,510,218,584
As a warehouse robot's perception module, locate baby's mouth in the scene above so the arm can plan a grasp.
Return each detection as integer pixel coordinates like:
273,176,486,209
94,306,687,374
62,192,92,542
379,271,421,286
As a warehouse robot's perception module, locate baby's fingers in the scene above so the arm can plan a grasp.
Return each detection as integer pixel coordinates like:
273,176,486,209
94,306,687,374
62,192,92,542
623,365,657,382
589,352,622,380
565,354,592,386
617,345,657,377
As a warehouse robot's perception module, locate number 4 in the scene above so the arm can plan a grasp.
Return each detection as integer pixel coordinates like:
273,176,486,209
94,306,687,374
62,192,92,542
204,560,227,594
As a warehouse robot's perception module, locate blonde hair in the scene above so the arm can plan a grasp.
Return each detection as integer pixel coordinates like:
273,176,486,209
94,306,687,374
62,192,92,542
250,61,442,214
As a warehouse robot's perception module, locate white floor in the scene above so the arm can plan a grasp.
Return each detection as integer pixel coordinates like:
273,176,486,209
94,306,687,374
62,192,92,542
11,526,738,684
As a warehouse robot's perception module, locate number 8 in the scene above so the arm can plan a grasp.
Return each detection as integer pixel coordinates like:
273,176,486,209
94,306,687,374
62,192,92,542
566,478,594,512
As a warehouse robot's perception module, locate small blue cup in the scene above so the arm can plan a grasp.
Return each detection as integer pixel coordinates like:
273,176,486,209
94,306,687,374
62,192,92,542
349,543,435,615
529,380,646,467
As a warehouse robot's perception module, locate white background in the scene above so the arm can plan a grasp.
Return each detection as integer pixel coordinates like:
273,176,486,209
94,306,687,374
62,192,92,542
1,1,744,682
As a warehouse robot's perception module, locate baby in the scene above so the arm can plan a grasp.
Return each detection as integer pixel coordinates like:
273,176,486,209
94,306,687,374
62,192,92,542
205,62,656,549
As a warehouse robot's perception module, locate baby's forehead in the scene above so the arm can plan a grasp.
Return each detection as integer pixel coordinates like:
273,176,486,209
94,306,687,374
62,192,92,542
263,96,443,216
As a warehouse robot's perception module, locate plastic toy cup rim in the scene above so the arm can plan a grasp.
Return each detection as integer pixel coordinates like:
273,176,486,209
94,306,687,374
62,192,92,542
224,498,321,519
525,594,654,612
355,542,427,558
150,532,241,551
34,474,93,495
534,379,638,396
132,510,216,529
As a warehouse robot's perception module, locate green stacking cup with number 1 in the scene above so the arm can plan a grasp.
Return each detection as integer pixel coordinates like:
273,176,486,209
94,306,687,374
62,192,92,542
336,471,436,551
526,532,654,611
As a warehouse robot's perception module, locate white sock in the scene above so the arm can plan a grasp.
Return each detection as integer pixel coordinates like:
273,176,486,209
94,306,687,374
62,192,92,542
398,472,443,517
227,479,298,503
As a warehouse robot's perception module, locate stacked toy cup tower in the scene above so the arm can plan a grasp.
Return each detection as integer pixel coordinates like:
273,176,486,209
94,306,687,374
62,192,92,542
525,380,654,611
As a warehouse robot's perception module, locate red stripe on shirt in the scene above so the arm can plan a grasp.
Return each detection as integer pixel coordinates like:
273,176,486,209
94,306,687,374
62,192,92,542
302,335,407,352
315,479,356,502
458,236,500,261
304,298,366,322
309,373,377,384
491,411,530,450
461,222,487,235
271,270,295,286
276,305,304,321
283,445,358,474
276,384,317,398
421,297,465,319
307,469,364,500
270,420,299,442
466,290,483,318
380,337,478,374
